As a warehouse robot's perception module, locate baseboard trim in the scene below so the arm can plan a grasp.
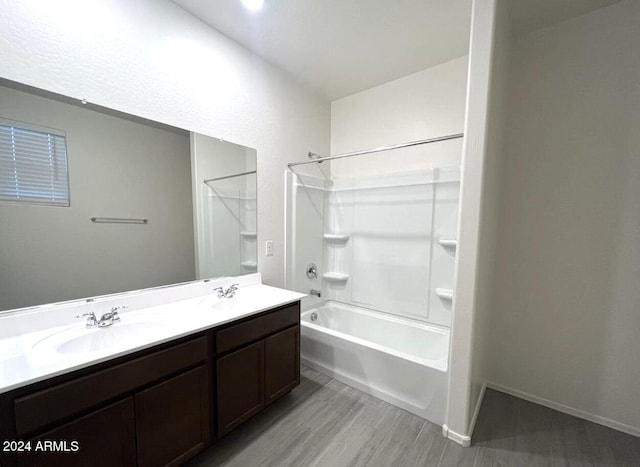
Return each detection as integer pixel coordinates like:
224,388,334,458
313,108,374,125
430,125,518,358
487,381,640,438
442,424,471,447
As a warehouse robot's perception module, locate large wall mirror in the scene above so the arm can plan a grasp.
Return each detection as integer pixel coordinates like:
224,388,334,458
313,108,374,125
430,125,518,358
0,79,257,312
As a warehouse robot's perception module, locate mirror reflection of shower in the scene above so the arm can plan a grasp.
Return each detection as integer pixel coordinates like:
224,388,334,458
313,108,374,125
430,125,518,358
191,133,257,278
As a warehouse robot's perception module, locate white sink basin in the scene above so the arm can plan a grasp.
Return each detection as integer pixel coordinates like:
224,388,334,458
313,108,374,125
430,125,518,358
32,315,172,356
198,287,292,314
198,295,238,311
198,294,263,312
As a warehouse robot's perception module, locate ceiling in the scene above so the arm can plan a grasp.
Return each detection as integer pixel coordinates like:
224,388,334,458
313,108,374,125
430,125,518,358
173,0,623,102
172,0,473,100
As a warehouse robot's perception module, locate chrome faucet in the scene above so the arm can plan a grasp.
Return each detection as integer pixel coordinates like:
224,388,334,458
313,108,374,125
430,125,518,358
98,306,125,327
309,289,321,298
76,312,99,328
214,284,239,299
76,305,126,329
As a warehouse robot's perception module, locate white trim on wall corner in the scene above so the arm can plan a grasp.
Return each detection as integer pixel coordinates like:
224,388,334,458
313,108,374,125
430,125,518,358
468,382,487,440
442,424,471,447
487,382,640,438
442,382,487,448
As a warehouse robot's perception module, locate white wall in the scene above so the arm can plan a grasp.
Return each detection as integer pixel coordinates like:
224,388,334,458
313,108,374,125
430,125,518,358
0,84,194,310
330,57,468,178
466,0,510,439
489,0,640,435
0,0,330,288
444,0,506,444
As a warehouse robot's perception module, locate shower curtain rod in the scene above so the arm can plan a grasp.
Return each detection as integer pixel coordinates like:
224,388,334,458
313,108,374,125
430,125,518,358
287,133,464,168
203,170,256,184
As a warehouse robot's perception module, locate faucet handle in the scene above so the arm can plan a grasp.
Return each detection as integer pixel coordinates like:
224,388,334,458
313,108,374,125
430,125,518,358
213,287,225,298
75,312,96,319
106,305,126,321
75,312,98,328
228,284,239,291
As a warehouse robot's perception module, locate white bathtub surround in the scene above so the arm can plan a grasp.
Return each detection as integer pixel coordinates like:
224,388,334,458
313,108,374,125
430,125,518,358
0,273,304,394
286,162,460,428
287,168,460,328
301,302,449,425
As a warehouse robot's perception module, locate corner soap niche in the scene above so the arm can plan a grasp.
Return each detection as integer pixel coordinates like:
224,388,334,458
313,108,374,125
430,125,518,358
435,288,453,301
323,234,350,243
438,237,457,250
322,272,349,283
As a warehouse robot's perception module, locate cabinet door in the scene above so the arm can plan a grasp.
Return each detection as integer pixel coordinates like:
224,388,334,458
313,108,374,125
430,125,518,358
217,340,264,436
135,365,210,467
19,398,135,467
265,325,300,405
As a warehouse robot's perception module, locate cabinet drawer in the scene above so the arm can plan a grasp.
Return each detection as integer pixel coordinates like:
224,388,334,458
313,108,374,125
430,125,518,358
14,336,207,436
216,303,300,354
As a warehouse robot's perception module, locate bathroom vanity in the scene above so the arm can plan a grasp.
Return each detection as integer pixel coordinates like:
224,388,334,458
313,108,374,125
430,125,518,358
0,274,303,467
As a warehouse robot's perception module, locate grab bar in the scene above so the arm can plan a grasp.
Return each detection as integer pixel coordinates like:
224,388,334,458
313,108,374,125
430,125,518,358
91,217,148,224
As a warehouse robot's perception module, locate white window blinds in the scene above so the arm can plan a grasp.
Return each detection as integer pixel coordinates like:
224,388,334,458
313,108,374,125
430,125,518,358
0,119,70,206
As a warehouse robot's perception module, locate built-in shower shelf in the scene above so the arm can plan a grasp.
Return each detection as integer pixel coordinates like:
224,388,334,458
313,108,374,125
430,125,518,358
438,237,457,249
435,288,454,301
240,231,257,238
322,272,349,282
241,261,258,269
323,234,350,243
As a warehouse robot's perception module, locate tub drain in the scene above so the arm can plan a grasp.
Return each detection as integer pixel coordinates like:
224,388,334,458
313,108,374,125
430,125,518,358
310,312,318,322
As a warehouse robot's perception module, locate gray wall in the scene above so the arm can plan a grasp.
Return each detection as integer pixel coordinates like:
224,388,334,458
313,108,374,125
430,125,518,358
489,0,640,433
0,85,195,310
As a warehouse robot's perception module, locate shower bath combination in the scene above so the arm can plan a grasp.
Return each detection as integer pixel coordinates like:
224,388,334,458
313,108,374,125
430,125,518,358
285,134,462,426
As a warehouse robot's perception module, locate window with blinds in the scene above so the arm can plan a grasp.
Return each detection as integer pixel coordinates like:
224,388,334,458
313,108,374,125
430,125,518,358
0,118,70,206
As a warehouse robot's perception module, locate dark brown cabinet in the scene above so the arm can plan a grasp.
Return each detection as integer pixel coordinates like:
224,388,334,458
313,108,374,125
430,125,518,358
2,336,210,467
265,325,300,404
215,303,300,436
217,341,265,435
135,366,210,467
0,300,301,467
18,398,136,467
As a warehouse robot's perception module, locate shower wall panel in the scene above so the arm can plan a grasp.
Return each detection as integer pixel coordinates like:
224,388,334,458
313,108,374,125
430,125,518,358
324,170,459,327
285,172,326,298
350,181,433,321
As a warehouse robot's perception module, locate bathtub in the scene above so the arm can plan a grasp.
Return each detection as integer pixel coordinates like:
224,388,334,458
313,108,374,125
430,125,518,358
300,301,449,425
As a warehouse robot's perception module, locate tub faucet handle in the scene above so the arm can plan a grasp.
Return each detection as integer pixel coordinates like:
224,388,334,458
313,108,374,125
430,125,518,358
306,263,318,279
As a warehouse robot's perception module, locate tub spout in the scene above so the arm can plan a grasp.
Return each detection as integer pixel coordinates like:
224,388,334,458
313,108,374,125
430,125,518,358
309,289,321,298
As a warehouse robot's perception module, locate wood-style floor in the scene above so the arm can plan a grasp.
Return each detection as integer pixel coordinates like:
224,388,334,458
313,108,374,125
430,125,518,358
187,366,640,466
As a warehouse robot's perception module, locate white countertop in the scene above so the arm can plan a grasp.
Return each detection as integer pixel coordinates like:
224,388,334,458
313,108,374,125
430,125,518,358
0,274,305,394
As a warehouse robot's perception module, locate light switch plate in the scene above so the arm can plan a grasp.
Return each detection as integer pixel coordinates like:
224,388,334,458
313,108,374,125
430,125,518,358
265,240,274,256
